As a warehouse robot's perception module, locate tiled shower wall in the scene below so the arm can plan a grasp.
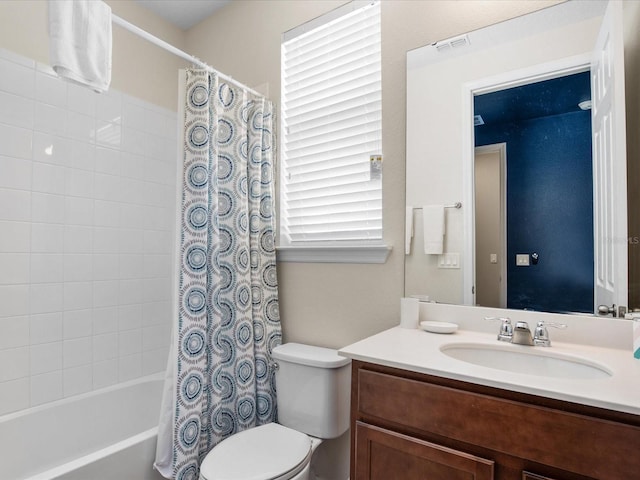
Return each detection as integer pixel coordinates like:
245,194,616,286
0,48,177,415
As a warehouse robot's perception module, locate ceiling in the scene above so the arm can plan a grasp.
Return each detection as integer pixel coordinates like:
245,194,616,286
134,0,231,30
474,71,592,127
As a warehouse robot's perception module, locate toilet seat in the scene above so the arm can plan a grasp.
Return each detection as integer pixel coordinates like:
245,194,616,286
199,423,312,480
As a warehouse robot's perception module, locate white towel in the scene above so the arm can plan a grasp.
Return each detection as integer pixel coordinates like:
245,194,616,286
423,205,445,254
48,0,112,93
405,206,414,255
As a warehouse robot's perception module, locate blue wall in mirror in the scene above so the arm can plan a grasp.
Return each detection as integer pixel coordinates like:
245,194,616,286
474,71,593,313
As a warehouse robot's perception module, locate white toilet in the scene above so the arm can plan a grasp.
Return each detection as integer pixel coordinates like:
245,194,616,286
199,343,352,480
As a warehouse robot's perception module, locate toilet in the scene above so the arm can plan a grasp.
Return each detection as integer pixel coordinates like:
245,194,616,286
199,343,352,480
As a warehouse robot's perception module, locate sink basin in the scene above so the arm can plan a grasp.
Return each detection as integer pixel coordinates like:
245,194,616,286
440,342,612,380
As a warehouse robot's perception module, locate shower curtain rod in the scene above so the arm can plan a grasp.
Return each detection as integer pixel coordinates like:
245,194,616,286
111,13,264,98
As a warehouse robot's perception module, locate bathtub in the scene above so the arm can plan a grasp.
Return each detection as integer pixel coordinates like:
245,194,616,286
0,374,166,480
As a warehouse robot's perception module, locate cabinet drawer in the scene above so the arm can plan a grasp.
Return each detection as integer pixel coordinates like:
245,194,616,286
355,422,494,480
356,368,640,479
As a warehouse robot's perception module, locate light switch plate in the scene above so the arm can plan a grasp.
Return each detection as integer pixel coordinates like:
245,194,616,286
516,254,530,266
438,252,460,269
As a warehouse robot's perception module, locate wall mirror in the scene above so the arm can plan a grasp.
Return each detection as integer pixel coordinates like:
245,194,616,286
405,0,633,316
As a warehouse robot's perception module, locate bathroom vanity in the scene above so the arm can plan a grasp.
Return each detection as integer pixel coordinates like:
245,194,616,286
340,322,640,480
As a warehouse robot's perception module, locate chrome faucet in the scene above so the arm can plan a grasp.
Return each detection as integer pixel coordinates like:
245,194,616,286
485,317,567,346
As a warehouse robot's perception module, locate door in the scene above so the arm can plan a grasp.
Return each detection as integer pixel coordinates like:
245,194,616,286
354,422,494,480
474,144,506,308
591,0,628,314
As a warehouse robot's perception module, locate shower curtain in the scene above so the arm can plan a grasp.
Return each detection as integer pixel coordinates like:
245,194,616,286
155,69,281,480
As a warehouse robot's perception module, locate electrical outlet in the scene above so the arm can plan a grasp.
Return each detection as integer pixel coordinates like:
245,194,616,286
516,254,530,266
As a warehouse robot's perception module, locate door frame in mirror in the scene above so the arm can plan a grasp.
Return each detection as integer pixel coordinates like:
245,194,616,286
461,53,593,307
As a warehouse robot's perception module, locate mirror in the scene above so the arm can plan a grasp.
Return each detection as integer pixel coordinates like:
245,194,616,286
404,0,635,315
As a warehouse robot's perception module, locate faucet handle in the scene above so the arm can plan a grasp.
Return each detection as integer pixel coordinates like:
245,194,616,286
484,316,513,342
533,321,567,347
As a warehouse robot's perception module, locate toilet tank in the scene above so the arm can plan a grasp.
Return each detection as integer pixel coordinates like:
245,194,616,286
272,343,351,439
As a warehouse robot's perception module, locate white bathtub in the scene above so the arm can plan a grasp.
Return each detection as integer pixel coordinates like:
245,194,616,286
0,374,166,480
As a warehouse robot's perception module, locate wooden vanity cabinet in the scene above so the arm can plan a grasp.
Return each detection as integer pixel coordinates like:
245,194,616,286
350,360,640,480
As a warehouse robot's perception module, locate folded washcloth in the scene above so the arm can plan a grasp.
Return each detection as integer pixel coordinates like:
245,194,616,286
48,0,112,93
423,205,445,254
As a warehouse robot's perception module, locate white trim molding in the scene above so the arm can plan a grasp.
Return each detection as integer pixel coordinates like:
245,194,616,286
276,245,392,264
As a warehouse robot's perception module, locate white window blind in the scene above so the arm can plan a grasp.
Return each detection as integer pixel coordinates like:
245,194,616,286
280,1,382,246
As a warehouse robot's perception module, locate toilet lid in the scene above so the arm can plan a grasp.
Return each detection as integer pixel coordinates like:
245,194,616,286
200,423,311,480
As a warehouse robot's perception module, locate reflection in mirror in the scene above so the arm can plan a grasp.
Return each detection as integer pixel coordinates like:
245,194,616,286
404,0,635,316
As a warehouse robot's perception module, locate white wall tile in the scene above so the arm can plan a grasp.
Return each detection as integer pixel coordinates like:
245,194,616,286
0,347,29,382
35,70,67,108
93,254,120,281
30,341,62,375
95,121,121,149
30,283,64,314
120,254,144,279
63,309,92,339
32,192,65,224
93,201,120,228
0,253,29,285
67,111,95,143
0,221,31,252
30,371,63,406
0,188,31,222
93,333,117,362
93,279,119,308
142,301,171,327
32,132,72,166
93,358,117,389
119,279,143,306
64,225,93,253
63,364,92,397
0,378,29,415
68,140,95,171
32,162,66,195
118,328,142,356
92,306,117,335
96,90,121,124
31,223,64,253
30,254,63,284
143,347,168,375
0,54,178,410
67,83,96,116
30,312,63,344
63,254,93,282
118,353,142,382
34,103,67,136
95,147,121,176
0,91,34,129
93,227,119,253
118,303,142,331
63,337,91,368
63,281,93,311
65,168,95,198
64,196,94,225
0,285,29,318
0,57,34,98
0,316,29,349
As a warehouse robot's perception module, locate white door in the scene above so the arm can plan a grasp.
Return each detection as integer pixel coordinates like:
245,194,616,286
591,0,628,315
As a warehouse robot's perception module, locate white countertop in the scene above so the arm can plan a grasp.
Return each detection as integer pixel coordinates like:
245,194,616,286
339,326,640,416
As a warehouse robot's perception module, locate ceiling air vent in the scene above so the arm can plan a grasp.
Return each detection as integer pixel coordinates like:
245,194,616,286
434,34,470,53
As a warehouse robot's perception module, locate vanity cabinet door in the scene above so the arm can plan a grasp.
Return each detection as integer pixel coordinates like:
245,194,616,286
355,421,495,480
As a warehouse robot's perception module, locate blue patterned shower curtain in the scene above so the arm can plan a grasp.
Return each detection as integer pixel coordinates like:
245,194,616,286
155,69,281,480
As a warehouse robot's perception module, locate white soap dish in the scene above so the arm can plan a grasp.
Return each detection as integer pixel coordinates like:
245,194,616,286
420,321,458,334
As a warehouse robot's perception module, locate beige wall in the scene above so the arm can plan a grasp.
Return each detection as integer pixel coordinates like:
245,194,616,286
186,0,559,348
0,0,187,110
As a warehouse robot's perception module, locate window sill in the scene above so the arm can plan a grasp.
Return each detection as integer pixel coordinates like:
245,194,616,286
276,245,392,264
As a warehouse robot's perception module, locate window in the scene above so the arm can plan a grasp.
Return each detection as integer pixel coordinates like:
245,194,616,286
279,1,388,263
